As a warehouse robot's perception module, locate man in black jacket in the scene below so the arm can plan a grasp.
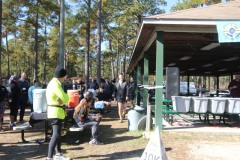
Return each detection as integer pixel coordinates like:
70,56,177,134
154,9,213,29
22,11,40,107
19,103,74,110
114,73,128,123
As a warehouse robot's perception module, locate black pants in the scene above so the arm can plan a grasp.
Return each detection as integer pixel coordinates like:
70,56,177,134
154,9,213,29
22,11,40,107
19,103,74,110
19,95,28,121
47,119,63,158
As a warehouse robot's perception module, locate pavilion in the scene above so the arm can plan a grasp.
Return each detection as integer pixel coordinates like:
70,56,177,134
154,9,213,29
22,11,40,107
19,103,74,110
127,0,240,130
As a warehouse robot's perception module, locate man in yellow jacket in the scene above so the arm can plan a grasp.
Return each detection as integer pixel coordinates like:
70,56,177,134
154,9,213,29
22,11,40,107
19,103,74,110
46,66,70,160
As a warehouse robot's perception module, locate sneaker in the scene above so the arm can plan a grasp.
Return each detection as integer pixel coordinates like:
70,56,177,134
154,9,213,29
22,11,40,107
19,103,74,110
53,153,70,160
8,123,16,130
118,119,123,123
89,139,102,145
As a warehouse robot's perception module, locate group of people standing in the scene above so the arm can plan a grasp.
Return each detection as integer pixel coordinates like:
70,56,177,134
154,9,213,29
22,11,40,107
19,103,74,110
2,73,31,129
0,72,47,130
0,66,136,160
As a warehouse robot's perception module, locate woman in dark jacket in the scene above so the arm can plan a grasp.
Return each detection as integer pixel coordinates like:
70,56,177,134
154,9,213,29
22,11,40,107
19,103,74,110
114,73,128,123
127,77,135,109
8,75,21,129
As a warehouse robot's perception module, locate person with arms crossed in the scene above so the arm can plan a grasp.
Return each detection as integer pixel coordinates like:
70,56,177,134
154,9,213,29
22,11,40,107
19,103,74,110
46,66,70,160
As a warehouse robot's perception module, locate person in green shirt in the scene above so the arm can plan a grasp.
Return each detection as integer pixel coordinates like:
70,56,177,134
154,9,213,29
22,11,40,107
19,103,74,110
46,66,70,160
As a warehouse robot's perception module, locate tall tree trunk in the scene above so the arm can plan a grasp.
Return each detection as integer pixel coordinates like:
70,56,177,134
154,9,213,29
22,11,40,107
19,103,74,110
109,40,115,80
96,0,102,84
202,76,206,89
43,19,47,81
197,76,202,89
34,1,39,80
208,76,210,91
59,0,65,68
116,38,119,77
213,77,217,90
85,0,91,90
0,0,2,77
123,34,127,78
6,33,10,78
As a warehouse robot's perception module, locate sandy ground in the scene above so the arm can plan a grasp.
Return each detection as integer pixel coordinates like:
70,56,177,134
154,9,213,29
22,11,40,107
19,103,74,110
1,103,240,160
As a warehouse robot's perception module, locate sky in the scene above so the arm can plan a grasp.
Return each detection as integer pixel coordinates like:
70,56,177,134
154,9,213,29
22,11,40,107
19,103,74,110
165,0,178,13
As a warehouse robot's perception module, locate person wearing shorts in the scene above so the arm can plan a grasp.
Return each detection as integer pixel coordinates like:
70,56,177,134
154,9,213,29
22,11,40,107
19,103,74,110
114,73,128,123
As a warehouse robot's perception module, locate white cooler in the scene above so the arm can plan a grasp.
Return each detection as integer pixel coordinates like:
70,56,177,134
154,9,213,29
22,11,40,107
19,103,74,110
208,98,226,114
33,89,47,113
192,97,208,113
172,96,192,113
225,98,240,114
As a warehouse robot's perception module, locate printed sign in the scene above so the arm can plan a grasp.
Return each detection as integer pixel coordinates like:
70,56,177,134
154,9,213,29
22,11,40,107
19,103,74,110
140,127,168,160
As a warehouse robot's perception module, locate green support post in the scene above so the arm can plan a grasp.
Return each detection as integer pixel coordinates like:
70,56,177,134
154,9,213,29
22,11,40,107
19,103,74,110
155,31,164,131
134,67,138,105
136,62,142,106
144,52,152,131
143,52,149,108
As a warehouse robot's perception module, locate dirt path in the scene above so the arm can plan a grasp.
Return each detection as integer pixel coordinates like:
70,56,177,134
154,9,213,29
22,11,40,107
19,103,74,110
0,103,148,160
1,103,240,160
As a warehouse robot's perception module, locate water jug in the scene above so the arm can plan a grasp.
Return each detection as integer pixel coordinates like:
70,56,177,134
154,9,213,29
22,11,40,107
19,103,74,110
67,90,79,108
33,89,47,113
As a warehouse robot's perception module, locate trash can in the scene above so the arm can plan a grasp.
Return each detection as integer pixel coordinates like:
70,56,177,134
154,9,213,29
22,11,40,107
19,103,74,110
128,105,146,131
226,98,240,114
208,98,226,114
192,97,208,113
33,89,47,113
172,96,192,112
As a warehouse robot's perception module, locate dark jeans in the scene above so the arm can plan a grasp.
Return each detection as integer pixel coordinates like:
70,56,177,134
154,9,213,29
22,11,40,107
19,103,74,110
47,119,63,158
76,115,101,140
19,95,28,121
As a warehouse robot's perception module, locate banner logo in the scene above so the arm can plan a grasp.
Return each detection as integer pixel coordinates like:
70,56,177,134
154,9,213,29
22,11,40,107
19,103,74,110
223,24,240,39
217,22,240,43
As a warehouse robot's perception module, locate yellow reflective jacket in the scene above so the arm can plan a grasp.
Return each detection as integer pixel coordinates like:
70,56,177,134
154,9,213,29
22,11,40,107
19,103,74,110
46,78,69,119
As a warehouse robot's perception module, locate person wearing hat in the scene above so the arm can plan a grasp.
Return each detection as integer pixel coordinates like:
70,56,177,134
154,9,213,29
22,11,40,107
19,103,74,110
46,66,70,160
8,75,21,129
73,91,102,145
